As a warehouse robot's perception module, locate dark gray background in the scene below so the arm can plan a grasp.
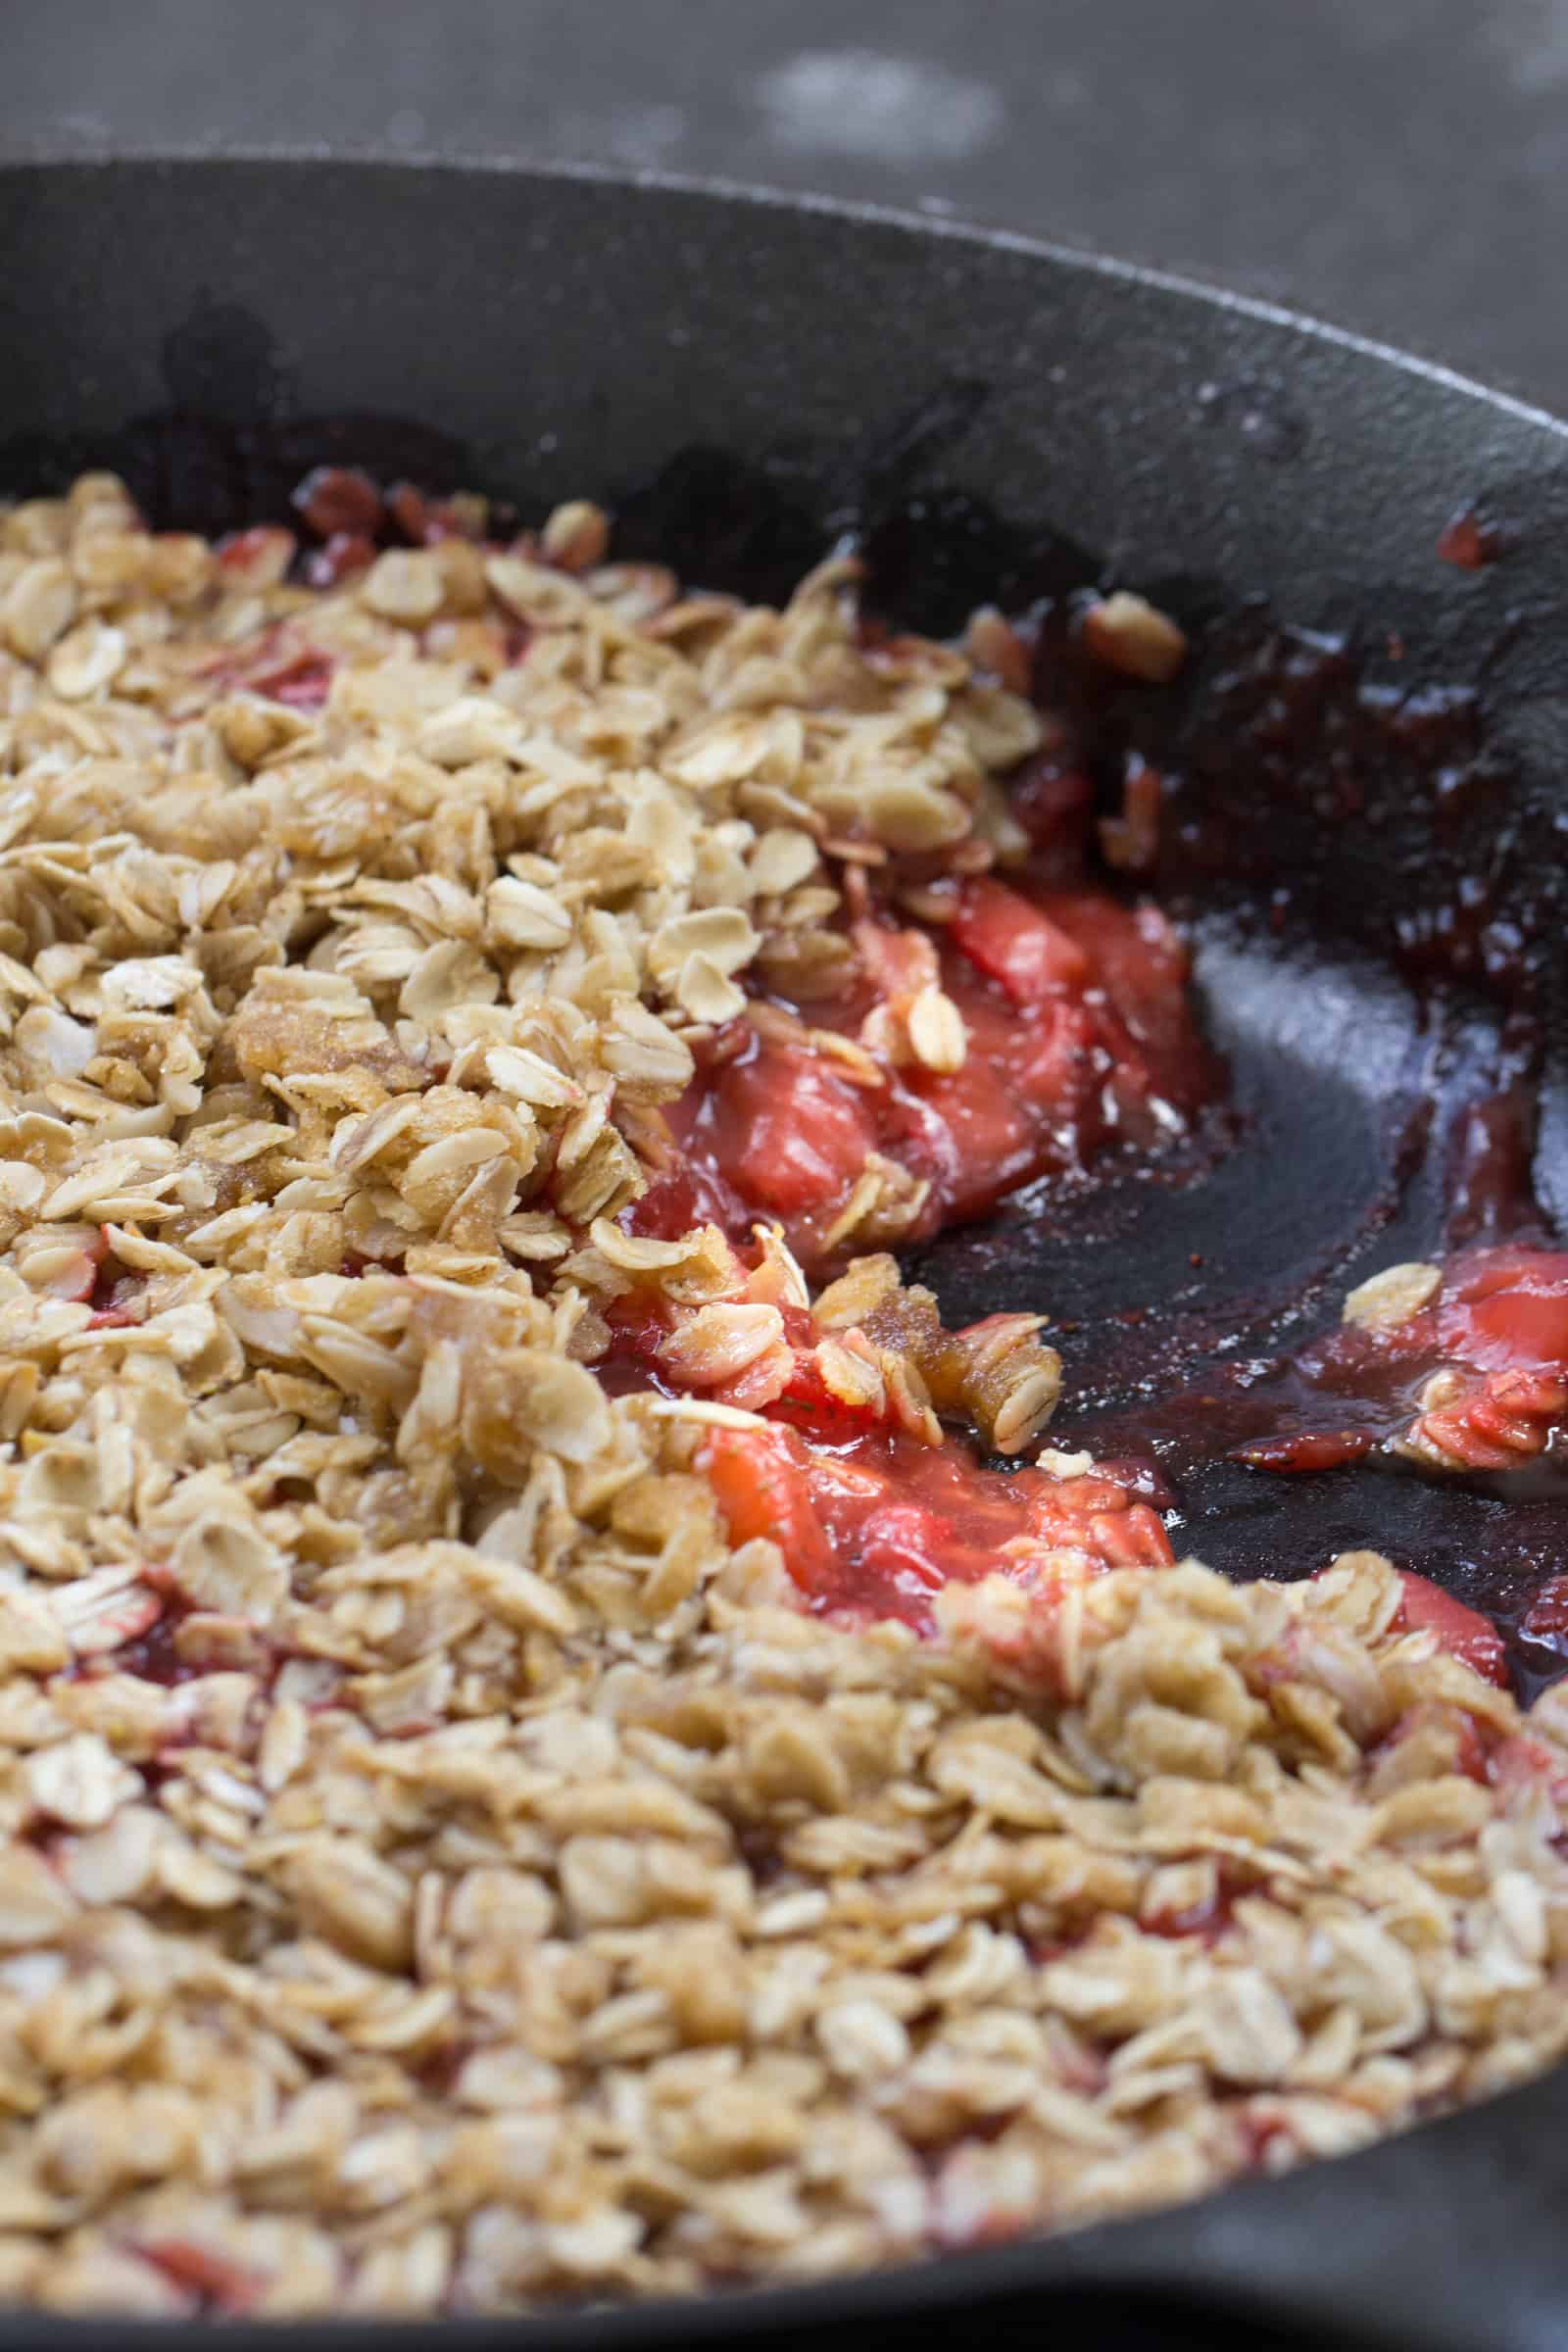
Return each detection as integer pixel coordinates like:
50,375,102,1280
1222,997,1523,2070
6,0,1567,416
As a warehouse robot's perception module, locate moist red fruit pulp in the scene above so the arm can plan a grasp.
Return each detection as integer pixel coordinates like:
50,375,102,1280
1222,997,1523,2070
249,650,334,710
101,1601,197,1689
1395,1570,1509,1685
645,873,1214,1267
1235,1248,1568,1477
598,1290,1173,1631
704,1419,1172,1634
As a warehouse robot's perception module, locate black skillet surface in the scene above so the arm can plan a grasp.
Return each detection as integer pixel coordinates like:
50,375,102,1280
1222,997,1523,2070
6,155,1568,2352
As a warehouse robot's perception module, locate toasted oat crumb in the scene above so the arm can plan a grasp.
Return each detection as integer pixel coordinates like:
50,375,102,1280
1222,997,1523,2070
906,985,968,1074
1082,591,1189,684
1344,1260,1444,1333
0,477,1561,2319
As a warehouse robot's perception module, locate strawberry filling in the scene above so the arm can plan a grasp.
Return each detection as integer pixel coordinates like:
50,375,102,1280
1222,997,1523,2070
135,2239,263,2315
645,873,1213,1268
598,1262,1172,1634
1237,1248,1568,1477
704,1419,1172,1634
199,476,1553,1698
247,649,334,709
1395,1569,1509,1685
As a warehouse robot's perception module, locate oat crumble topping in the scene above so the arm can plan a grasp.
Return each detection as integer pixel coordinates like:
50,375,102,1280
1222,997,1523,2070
0,474,1564,2318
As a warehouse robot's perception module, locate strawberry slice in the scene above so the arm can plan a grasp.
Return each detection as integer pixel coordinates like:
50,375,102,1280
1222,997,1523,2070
906,1054,1038,1211
949,877,1090,1004
856,1500,960,1598
1396,1570,1507,1686
704,1426,837,1597
704,1045,876,1218
1054,896,1189,1039
1442,1250,1568,1371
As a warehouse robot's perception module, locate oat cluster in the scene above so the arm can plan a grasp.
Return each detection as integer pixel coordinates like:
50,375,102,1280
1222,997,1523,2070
0,476,1565,2318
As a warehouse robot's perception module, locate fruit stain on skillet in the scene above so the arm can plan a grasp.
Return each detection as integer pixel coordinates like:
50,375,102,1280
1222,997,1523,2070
107,448,1568,1698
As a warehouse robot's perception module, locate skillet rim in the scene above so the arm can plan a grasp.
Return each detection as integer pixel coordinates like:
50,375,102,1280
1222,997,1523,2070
4,148,1568,2352
4,139,1567,444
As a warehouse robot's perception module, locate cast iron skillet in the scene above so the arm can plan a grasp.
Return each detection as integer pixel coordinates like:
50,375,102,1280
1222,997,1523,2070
6,154,1568,2352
